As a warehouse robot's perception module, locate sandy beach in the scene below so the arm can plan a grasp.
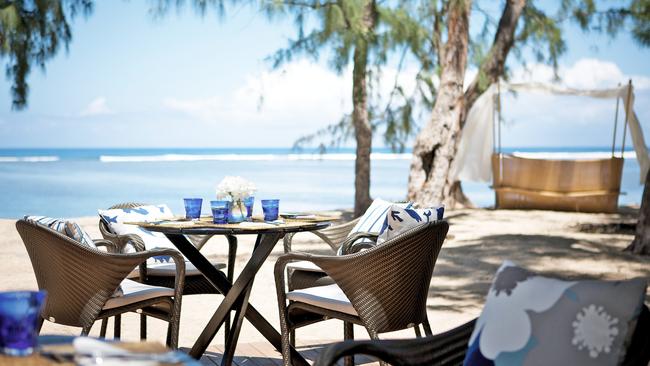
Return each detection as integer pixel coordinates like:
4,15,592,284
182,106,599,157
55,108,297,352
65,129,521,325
1,208,649,358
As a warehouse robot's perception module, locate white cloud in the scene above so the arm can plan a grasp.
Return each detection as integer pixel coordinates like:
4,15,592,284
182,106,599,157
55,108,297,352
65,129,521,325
163,60,352,127
163,95,225,121
509,58,650,90
159,57,650,148
79,97,114,117
163,59,426,130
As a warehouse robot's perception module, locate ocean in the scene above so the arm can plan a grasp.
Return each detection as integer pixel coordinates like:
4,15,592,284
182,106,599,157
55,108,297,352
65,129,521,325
0,147,643,219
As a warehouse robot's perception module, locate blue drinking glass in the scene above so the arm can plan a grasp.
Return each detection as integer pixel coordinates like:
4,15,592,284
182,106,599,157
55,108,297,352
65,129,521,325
261,199,280,221
183,198,203,220
210,200,230,224
0,291,46,356
243,196,255,221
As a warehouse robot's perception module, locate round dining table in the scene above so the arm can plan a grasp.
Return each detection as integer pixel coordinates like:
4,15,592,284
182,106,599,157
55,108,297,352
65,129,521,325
132,217,332,366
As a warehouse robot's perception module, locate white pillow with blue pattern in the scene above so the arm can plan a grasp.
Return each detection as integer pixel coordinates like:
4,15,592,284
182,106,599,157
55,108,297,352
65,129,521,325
376,204,444,244
336,198,412,255
25,216,96,248
98,204,176,263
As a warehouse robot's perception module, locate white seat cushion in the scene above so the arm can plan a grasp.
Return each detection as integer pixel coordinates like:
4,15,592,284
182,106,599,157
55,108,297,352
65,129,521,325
286,260,323,273
286,284,357,316
127,260,226,278
103,279,174,310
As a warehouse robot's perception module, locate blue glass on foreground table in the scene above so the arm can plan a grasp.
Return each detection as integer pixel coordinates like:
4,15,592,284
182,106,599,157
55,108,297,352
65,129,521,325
183,198,203,220
243,196,255,222
0,291,46,356
261,199,280,221
210,200,230,224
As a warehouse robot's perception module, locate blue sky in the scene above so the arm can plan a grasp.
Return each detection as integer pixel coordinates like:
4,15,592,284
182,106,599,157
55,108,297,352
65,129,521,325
0,1,649,148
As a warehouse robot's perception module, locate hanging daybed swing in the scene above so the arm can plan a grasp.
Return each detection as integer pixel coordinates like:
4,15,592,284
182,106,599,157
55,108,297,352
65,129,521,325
450,80,649,213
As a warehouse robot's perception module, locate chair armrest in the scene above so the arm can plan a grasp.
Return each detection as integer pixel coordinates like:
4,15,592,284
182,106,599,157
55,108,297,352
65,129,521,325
283,217,360,253
93,239,119,253
274,252,322,281
117,248,186,305
274,252,330,300
338,232,378,255
98,219,146,253
314,318,477,366
114,233,146,252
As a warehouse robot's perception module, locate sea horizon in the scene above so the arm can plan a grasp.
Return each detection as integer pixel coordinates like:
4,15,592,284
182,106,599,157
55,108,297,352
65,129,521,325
0,146,643,219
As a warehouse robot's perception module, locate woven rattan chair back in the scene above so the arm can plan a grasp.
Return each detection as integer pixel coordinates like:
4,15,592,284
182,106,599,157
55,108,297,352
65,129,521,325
16,220,137,329
311,221,449,334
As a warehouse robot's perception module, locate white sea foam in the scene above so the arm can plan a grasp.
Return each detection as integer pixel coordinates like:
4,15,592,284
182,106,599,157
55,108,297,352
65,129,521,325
511,151,637,160
99,153,413,163
0,156,60,163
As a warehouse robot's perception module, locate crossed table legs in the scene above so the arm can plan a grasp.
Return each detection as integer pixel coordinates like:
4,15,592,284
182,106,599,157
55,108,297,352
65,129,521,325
165,232,309,366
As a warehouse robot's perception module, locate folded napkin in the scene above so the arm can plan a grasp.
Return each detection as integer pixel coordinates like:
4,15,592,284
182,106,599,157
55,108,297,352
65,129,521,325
73,337,197,365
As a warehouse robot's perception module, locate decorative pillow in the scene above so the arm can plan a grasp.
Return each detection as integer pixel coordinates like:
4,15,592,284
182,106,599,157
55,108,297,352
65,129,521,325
98,204,176,263
376,204,444,244
25,216,96,248
463,261,647,366
337,199,411,255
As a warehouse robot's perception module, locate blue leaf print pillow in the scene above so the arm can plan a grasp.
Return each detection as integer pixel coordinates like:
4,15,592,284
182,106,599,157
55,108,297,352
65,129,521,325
377,204,444,243
97,204,176,263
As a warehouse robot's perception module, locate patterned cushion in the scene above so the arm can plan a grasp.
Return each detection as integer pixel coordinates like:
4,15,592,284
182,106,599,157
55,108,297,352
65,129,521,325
337,199,411,255
463,261,647,366
376,205,444,244
98,204,176,263
25,216,96,248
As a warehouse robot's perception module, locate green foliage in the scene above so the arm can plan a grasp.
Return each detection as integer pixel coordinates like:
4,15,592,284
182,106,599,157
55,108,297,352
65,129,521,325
516,2,566,73
566,0,650,47
272,0,439,153
0,0,92,110
149,0,226,18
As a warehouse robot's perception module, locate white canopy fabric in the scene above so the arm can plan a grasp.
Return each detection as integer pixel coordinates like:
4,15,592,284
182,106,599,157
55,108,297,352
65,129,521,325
449,82,649,184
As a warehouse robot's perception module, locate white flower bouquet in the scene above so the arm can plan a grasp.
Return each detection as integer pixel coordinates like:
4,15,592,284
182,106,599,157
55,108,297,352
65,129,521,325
216,176,256,223
216,176,256,201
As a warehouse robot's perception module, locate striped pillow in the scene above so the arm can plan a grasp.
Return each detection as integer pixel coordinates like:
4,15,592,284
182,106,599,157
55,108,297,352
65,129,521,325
25,216,96,248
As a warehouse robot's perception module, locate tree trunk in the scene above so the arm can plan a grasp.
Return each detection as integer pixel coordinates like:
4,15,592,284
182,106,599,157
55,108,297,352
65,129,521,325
407,0,526,208
626,168,650,255
407,0,471,208
463,0,526,114
352,1,376,217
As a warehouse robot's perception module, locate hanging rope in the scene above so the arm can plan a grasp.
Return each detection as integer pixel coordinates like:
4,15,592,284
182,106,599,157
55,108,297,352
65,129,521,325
497,81,502,154
611,91,620,158
621,80,632,157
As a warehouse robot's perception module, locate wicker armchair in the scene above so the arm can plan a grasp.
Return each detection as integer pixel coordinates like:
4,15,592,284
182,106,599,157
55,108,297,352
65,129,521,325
275,221,449,366
315,305,650,366
99,202,237,341
16,219,184,349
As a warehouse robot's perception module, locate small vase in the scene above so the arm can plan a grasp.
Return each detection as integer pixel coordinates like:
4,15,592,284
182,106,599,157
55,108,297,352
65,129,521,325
228,199,246,223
